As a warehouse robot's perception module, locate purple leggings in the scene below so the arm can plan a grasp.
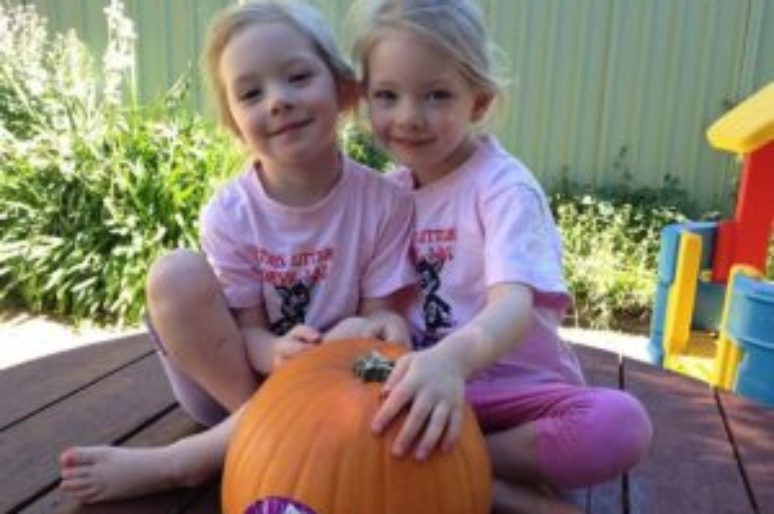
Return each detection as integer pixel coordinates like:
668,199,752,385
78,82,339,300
467,380,652,489
146,318,230,427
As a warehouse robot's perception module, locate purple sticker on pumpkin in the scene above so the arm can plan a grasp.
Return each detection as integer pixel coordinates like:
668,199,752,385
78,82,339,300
244,497,318,514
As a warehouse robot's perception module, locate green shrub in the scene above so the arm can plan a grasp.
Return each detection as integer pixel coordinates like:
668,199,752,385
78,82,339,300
551,183,692,331
340,121,392,172
0,1,242,325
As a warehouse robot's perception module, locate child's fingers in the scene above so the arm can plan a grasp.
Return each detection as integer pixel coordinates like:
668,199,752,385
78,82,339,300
382,355,409,393
414,404,450,461
390,396,434,457
275,339,314,367
381,323,410,345
371,376,413,434
289,324,321,344
288,339,315,356
441,409,464,453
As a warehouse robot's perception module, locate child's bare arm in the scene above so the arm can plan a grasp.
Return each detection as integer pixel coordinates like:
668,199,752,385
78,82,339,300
436,282,534,376
324,286,414,345
373,282,533,460
234,307,321,374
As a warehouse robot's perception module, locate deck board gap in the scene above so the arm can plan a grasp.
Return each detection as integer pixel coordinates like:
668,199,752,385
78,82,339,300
8,478,59,514
622,472,630,514
112,402,181,446
715,388,761,514
0,350,155,432
618,353,625,390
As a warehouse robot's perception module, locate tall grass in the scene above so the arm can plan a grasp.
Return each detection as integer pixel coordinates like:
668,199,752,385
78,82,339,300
0,1,241,324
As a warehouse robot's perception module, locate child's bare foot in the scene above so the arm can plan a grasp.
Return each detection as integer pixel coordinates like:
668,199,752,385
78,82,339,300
492,480,584,514
59,445,209,503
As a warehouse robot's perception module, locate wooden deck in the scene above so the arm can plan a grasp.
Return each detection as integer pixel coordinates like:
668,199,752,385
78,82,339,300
2,333,773,514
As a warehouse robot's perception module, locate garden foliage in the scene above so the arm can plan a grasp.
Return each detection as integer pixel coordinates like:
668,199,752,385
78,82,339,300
551,184,689,330
1,1,729,331
0,1,241,324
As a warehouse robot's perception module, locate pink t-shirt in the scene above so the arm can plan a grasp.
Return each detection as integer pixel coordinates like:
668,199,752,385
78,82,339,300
390,135,584,386
200,155,416,335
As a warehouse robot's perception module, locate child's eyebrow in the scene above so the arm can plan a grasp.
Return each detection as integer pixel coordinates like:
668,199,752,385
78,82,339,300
233,75,259,87
230,56,319,86
275,55,320,71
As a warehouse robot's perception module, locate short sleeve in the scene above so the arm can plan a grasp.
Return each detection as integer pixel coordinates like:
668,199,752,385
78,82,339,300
481,179,567,295
199,198,262,309
360,191,417,298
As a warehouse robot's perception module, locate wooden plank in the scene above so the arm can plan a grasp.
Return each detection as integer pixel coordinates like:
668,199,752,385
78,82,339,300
21,407,206,514
0,333,154,429
0,354,176,513
623,358,754,514
574,344,625,514
717,390,774,514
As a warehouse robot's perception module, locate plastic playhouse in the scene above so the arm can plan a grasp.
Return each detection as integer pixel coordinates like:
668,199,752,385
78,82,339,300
649,81,774,406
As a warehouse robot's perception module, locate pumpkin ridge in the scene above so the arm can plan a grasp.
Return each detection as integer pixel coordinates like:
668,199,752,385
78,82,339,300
231,369,334,504
255,375,342,489
458,412,492,511
291,379,357,510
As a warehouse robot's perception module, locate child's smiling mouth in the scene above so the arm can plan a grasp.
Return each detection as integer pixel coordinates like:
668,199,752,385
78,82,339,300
392,136,433,148
269,118,314,137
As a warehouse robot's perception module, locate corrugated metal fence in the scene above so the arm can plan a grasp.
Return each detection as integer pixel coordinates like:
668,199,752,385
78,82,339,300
13,0,774,209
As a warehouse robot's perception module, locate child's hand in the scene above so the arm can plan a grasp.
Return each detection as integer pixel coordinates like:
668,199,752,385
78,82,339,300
324,313,410,347
272,324,321,369
366,310,411,347
323,316,374,340
371,348,466,460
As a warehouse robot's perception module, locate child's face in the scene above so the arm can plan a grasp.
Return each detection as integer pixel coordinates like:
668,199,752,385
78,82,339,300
365,28,491,184
219,22,340,168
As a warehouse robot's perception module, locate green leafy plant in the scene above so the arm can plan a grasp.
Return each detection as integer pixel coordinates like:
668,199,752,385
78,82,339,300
551,181,692,331
340,121,392,172
0,1,241,325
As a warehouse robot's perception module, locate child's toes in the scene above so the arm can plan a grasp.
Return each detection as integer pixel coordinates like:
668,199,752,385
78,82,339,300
61,446,104,468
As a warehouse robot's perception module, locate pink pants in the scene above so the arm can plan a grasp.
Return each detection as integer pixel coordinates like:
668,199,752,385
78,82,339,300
467,379,652,488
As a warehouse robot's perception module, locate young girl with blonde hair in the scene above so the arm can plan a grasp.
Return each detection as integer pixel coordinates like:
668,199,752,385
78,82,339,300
59,0,415,501
354,1,653,512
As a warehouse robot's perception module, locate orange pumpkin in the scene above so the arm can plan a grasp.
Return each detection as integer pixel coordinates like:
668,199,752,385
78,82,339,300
222,338,492,514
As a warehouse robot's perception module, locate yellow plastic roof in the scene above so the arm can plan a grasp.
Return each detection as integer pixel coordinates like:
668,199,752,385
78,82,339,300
707,82,774,154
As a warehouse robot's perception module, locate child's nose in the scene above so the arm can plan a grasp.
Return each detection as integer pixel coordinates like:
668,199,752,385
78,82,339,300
397,101,423,129
267,86,293,115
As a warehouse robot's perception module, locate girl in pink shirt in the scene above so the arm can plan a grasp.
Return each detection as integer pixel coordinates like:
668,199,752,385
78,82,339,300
355,1,652,512
59,1,415,502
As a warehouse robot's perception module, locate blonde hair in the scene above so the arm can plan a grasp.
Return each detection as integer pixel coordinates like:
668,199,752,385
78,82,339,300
353,0,503,95
203,0,356,135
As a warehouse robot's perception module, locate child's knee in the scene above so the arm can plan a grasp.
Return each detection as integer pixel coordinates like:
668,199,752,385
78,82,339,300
538,389,652,488
601,391,652,469
576,391,652,481
146,249,218,310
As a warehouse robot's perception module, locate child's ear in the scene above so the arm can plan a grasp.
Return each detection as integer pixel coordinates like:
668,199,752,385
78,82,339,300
471,91,495,122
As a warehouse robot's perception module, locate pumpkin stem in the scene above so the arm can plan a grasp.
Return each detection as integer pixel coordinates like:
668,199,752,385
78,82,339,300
353,351,395,382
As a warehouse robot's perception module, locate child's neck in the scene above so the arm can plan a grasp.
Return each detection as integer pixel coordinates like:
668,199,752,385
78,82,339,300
412,135,478,188
257,146,342,207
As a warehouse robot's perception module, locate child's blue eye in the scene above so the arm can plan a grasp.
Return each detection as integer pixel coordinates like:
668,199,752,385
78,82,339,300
239,89,262,102
427,90,452,102
372,90,397,102
289,72,312,84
